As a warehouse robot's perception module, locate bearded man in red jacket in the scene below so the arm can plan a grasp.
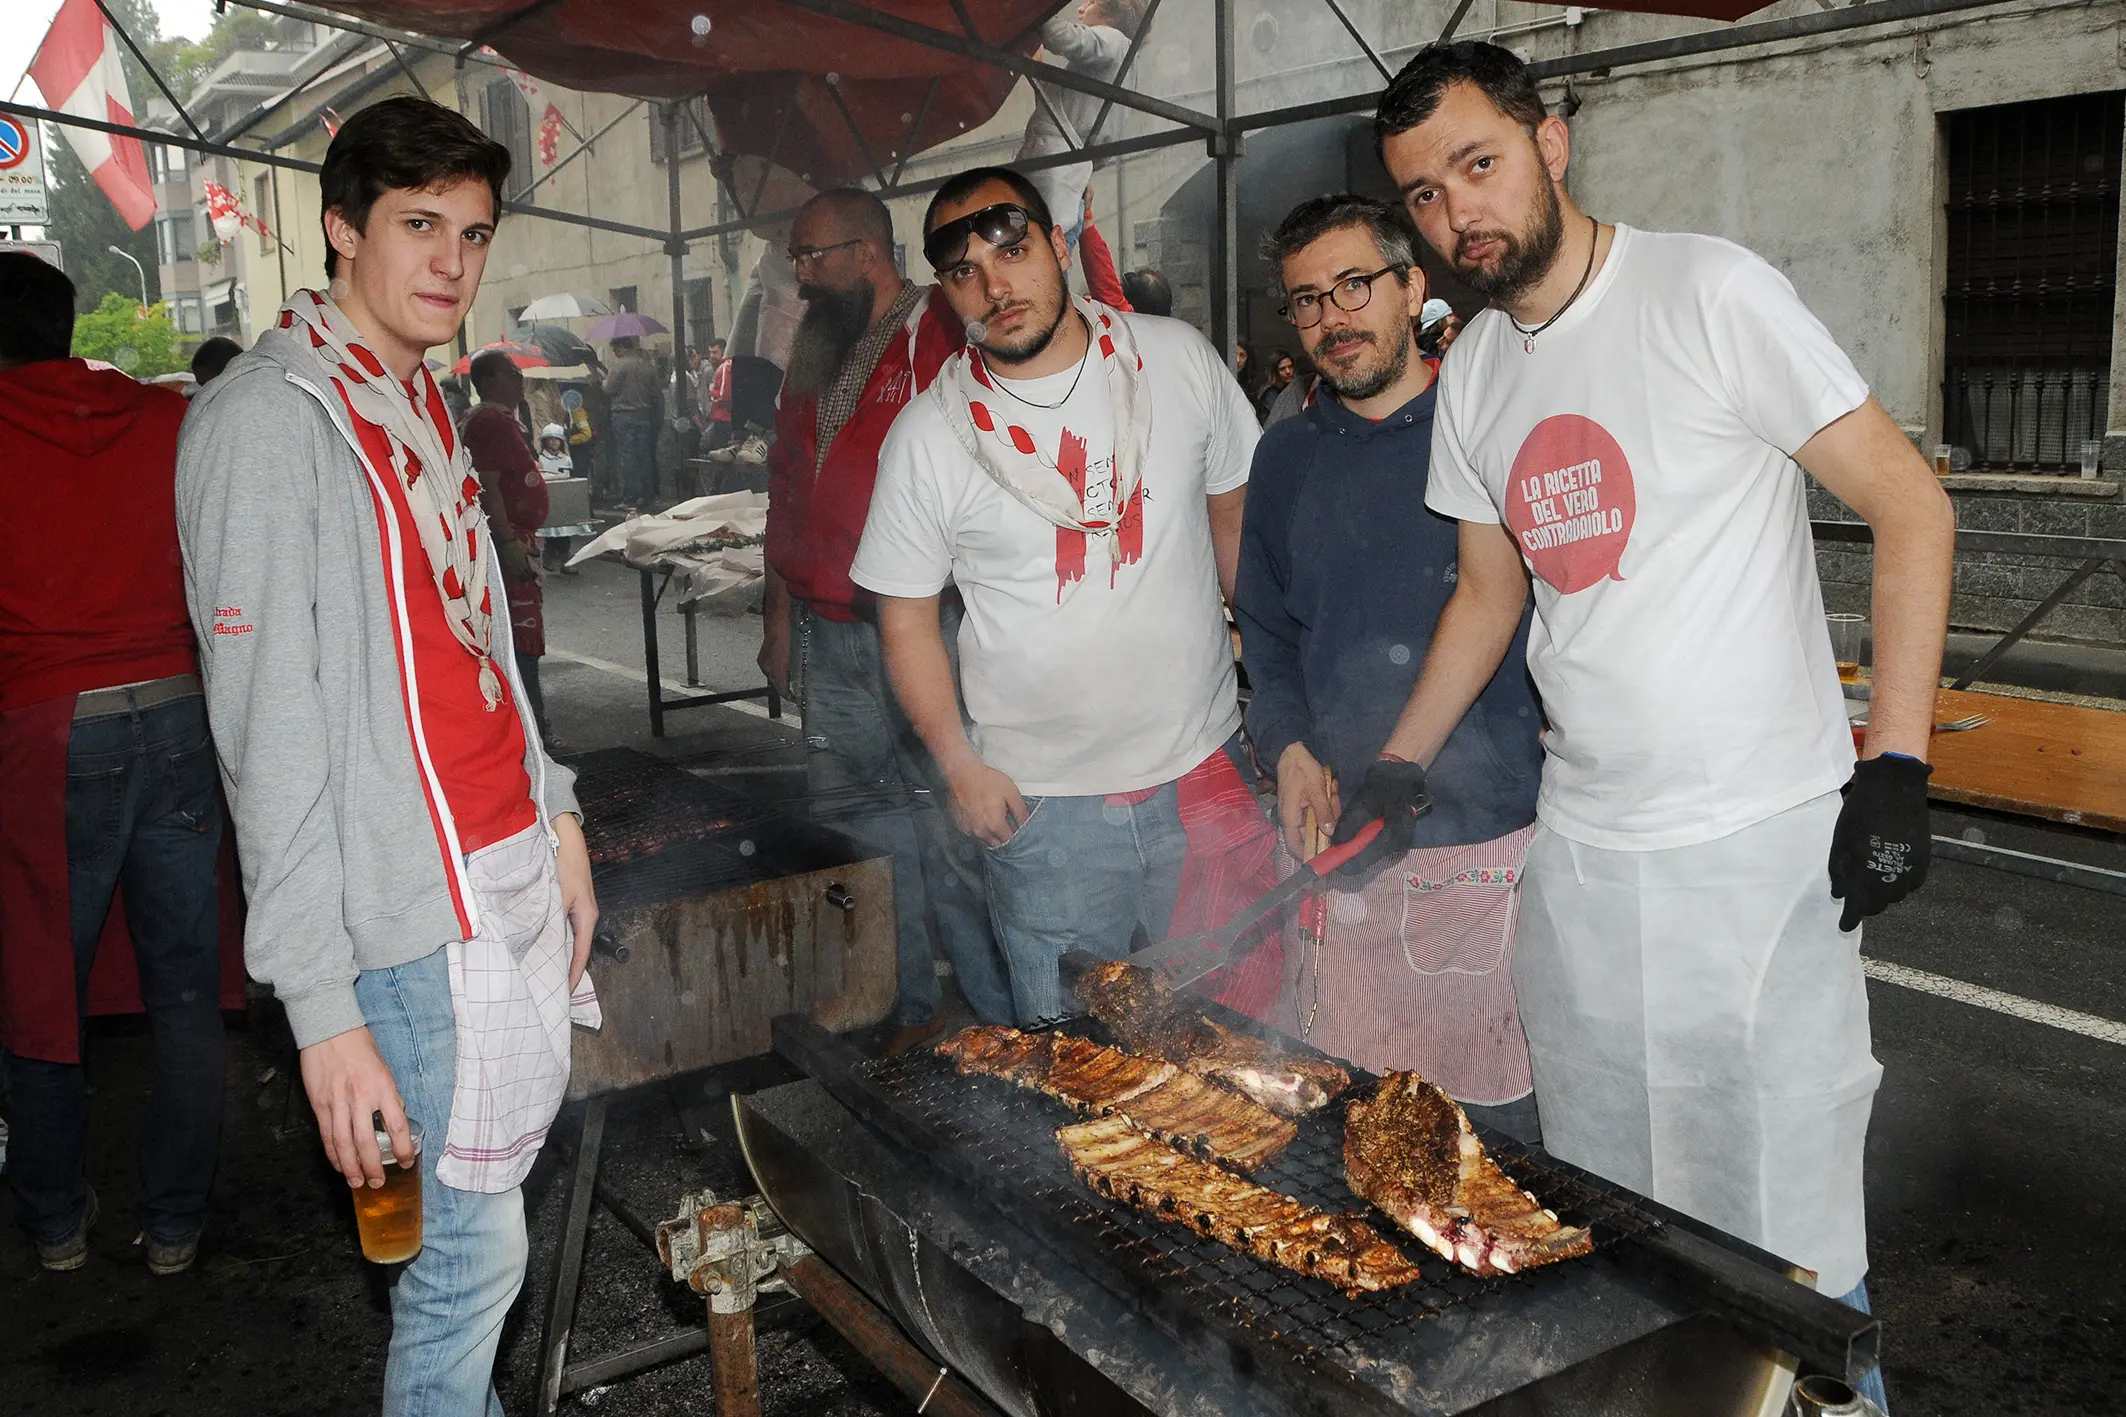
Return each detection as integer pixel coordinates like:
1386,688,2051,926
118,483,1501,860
760,188,1011,1048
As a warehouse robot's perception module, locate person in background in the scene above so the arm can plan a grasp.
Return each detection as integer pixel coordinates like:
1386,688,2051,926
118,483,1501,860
1254,350,1295,423
1367,46,1954,1409
761,188,1013,1049
189,336,242,388
536,422,582,575
854,167,1266,1025
0,251,226,1277
601,333,661,509
1120,267,1173,317
463,350,553,743
1017,0,1149,256
1417,297,1464,359
1076,192,1133,311
175,97,597,1415
703,339,735,457
1235,195,1544,1142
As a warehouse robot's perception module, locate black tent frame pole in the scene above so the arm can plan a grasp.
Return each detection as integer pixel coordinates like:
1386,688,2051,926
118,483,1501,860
1211,0,1238,360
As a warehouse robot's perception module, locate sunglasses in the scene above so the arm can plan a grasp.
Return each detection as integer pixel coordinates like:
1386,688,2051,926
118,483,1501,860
923,203,1039,270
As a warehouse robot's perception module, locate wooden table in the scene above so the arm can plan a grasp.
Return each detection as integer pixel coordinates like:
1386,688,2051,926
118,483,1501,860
1918,687,2126,832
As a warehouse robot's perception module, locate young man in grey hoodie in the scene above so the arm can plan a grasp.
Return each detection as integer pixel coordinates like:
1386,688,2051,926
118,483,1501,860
175,98,598,1416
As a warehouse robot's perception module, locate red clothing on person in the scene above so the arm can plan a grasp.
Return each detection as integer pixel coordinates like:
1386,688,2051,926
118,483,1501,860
0,359,198,711
765,285,964,621
347,409,536,855
460,404,549,658
1078,217,1132,312
706,357,733,424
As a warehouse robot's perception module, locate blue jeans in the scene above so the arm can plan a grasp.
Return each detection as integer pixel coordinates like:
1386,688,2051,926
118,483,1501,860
1838,1278,1889,1412
357,947,527,1417
798,605,1013,1026
607,410,659,506
982,785,1189,1025
5,692,225,1246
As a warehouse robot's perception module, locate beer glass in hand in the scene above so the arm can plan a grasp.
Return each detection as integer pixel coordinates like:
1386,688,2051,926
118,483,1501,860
353,1117,424,1263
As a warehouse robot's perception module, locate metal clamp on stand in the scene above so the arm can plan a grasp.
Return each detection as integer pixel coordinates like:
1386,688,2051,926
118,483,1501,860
658,1191,805,1417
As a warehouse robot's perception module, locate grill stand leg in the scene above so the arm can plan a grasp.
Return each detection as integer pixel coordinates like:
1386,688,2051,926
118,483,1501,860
536,1095,609,1417
707,1305,761,1417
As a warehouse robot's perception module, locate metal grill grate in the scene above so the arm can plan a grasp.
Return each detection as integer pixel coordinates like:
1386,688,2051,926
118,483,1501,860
858,1021,1660,1363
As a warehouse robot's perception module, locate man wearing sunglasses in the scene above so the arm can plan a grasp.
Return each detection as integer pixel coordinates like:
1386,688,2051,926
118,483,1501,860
761,188,1014,1050
1234,195,1545,1142
852,168,1264,1025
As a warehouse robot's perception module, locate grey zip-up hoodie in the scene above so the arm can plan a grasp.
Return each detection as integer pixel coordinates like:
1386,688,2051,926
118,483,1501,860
174,326,579,1050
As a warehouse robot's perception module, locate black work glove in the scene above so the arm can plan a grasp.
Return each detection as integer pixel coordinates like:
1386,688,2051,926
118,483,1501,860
1328,756,1431,884
1828,753,1933,932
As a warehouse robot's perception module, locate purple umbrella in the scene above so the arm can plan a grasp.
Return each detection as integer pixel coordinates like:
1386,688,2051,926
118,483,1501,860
587,312,669,341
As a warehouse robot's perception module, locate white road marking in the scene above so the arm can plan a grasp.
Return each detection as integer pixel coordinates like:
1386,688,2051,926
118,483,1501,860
1864,958,2126,1047
543,648,776,720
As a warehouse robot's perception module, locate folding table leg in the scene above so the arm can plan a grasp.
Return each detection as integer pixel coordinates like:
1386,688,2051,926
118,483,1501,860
536,1096,609,1417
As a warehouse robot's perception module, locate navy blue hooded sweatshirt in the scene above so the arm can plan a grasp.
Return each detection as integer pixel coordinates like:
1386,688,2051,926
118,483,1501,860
1234,382,1544,847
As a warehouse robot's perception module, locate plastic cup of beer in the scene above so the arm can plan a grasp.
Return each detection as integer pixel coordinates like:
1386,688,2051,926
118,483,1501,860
1933,445,1953,476
354,1117,424,1264
1826,613,1866,684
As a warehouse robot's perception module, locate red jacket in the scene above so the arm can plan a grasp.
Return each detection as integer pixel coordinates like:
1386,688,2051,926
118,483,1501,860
460,404,549,658
765,286,963,621
0,359,197,711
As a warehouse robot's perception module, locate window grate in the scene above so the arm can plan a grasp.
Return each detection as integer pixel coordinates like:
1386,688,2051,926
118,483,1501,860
1942,91,2122,473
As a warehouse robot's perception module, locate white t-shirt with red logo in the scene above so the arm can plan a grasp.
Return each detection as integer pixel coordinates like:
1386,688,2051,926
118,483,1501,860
853,313,1256,796
1425,225,1869,851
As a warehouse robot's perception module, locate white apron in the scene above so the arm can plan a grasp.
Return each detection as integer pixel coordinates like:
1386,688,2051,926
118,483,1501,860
1512,791,1879,1294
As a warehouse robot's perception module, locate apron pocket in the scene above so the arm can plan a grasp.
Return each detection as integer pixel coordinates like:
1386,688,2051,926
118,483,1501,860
1398,862,1521,976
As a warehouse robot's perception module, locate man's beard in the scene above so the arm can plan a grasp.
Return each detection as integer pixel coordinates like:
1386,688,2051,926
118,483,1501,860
1312,327,1412,404
1452,179,1565,304
974,286,1070,366
785,281,875,394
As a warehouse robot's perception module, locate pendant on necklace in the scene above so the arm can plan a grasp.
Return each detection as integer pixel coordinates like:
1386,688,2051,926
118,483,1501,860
1523,335,1537,354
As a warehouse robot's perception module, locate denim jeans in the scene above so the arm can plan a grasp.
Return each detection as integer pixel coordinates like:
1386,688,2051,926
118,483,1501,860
797,604,1013,1026
357,945,527,1417
982,784,1189,1025
607,410,659,506
5,692,225,1246
1837,1278,1890,1412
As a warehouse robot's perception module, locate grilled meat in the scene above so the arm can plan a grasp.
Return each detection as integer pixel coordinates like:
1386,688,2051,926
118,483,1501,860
1059,1115,1421,1297
1344,1071,1593,1277
1078,960,1350,1117
937,1026,1297,1171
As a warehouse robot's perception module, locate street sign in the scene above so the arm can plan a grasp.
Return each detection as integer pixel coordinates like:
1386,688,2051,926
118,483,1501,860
0,239,63,269
0,116,52,225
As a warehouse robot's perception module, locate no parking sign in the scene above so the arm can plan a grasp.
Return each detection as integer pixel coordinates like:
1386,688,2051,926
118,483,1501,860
0,116,52,226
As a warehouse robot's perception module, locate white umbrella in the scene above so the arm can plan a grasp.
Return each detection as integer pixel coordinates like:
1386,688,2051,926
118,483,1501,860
517,292,613,321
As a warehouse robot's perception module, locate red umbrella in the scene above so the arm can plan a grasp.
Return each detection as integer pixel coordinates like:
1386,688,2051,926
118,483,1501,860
451,339,552,376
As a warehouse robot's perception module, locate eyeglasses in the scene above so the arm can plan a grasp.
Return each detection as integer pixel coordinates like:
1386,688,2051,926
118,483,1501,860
787,237,864,269
1280,265,1408,328
923,203,1035,270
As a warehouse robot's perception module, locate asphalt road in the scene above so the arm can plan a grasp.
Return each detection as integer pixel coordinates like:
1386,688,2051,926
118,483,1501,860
4,555,2120,1415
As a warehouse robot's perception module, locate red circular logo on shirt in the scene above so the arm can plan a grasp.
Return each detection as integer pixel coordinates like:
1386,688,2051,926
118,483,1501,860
1503,414,1637,594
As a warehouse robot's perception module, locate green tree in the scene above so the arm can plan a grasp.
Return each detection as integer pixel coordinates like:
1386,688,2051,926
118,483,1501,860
70,291,187,378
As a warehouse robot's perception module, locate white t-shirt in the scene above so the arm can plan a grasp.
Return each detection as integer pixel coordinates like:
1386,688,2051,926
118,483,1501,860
1426,226,1868,851
853,313,1257,796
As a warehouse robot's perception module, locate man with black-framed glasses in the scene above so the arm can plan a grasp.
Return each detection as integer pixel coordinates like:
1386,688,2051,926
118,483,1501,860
1233,194,1545,1140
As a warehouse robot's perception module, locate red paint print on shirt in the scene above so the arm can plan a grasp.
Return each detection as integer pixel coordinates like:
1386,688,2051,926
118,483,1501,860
1055,427,1089,597
1503,413,1637,594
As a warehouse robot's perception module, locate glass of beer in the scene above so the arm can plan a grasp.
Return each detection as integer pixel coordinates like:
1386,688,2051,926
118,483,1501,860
353,1118,424,1264
1826,613,1866,684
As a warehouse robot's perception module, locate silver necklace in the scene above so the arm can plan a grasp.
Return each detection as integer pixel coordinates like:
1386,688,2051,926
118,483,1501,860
1507,215,1600,354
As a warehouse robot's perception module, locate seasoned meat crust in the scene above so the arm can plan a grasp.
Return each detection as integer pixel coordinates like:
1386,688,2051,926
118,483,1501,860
1344,1071,1593,1277
1078,961,1351,1117
937,1026,1298,1171
1059,1115,1421,1297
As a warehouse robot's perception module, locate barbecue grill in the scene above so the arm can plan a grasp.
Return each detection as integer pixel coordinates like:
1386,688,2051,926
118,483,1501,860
739,954,1878,1417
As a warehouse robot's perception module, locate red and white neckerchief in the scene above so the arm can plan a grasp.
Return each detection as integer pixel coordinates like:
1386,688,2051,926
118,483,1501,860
932,295,1150,567
280,289,504,709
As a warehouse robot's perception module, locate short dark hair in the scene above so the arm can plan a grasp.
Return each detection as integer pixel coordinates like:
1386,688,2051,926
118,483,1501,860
467,348,520,394
1261,194,1420,294
318,96,512,279
0,251,76,365
190,336,243,384
1120,268,1172,317
1374,41,1548,159
922,165,1053,240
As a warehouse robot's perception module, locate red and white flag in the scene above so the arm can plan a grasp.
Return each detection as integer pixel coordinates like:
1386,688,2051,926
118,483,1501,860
482,51,569,168
28,0,157,231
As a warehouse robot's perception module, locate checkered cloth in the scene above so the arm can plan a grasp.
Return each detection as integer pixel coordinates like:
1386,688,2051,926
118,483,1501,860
437,822,602,1192
815,280,925,472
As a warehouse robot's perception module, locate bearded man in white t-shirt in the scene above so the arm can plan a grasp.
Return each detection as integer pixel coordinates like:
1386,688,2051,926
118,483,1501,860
852,167,1260,1025
1351,43,1953,1401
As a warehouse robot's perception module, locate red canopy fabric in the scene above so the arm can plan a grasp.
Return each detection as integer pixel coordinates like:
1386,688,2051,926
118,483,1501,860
307,1,1058,193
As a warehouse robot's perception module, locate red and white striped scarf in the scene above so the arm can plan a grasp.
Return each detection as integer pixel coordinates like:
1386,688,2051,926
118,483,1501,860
280,290,503,709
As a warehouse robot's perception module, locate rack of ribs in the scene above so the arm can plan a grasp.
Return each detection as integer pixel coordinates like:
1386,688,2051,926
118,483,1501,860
1058,1115,1421,1297
937,1026,1298,1172
1344,1071,1593,1277
1077,961,1351,1117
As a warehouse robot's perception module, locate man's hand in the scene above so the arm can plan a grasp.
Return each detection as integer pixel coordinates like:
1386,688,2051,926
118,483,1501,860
943,753,1030,847
1828,753,1932,932
553,812,598,988
1329,756,1431,882
1276,742,1340,860
299,1027,409,1189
